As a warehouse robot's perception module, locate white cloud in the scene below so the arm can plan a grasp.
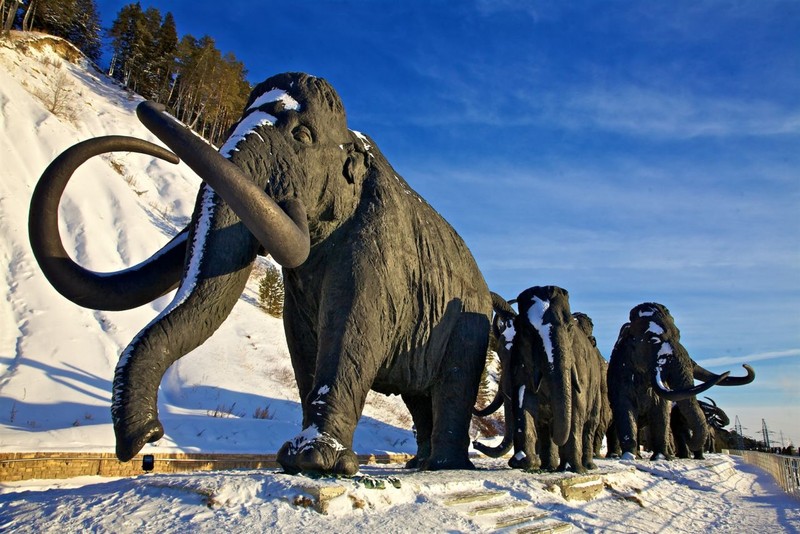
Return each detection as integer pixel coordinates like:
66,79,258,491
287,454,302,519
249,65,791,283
696,349,800,368
548,85,800,139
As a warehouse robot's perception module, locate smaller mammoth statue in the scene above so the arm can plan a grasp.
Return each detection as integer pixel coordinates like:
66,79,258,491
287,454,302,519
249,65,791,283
573,312,613,459
608,302,754,460
473,287,607,474
671,397,730,456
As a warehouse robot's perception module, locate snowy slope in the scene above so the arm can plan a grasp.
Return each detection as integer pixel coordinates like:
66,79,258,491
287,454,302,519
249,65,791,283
0,34,797,533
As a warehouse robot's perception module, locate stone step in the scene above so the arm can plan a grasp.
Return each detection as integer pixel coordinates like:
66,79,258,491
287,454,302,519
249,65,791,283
514,520,573,534
548,474,603,501
467,499,528,516
442,489,507,506
494,509,548,529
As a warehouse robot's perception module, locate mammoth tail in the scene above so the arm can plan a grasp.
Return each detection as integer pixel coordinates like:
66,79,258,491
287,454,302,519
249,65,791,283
473,431,513,458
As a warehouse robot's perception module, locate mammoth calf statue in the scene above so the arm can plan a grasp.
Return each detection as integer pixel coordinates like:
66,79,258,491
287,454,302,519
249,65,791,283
29,73,492,474
608,303,754,460
474,287,606,474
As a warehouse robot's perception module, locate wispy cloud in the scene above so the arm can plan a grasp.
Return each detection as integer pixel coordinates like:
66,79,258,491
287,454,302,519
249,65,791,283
696,349,800,368
547,86,800,139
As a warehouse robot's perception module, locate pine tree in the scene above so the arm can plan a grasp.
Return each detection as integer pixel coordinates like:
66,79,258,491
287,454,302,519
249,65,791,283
33,0,76,37
67,0,101,62
108,2,149,90
258,263,285,318
153,12,178,102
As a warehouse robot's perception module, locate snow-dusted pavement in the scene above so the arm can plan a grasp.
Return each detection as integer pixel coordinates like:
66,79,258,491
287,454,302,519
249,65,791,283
1,455,797,533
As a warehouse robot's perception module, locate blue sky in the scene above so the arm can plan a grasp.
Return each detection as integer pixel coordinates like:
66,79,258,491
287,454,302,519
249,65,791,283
99,1,799,445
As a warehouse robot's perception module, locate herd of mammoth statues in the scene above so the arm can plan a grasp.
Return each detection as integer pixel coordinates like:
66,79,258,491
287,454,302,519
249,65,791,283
29,72,753,475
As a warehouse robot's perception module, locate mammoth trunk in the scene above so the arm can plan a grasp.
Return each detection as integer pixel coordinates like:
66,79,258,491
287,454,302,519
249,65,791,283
112,183,260,462
675,400,708,453
550,348,573,447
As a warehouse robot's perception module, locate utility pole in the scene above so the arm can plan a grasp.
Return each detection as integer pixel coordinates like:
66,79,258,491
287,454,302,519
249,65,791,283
762,419,771,450
734,416,745,449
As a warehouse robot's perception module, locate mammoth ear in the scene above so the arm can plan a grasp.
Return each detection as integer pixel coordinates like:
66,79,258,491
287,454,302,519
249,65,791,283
343,146,368,185
344,153,367,184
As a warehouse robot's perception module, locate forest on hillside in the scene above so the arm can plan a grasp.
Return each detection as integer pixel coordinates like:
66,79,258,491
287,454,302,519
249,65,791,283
1,0,251,145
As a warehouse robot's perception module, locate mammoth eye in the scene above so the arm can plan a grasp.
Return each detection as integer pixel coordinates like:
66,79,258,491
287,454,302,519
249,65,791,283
292,125,313,144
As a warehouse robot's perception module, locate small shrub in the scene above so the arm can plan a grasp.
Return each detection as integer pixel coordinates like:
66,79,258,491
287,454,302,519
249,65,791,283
252,405,273,419
258,263,284,318
35,69,79,122
207,402,245,419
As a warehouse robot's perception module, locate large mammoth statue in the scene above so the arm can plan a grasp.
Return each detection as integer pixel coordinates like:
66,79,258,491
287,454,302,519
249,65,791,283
29,72,492,475
474,287,606,474
608,302,754,460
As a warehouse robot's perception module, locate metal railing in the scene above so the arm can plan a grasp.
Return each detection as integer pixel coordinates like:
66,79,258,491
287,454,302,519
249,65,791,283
727,449,800,500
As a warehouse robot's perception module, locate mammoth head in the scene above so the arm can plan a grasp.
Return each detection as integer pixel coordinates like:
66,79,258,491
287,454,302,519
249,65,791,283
209,72,370,242
626,302,730,401
28,72,375,311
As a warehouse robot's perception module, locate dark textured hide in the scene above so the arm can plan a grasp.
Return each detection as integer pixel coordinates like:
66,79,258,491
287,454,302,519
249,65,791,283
607,303,749,460
29,73,491,474
474,287,606,474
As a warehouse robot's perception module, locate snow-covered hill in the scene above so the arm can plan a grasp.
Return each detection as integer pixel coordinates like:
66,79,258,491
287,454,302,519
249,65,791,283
0,33,797,533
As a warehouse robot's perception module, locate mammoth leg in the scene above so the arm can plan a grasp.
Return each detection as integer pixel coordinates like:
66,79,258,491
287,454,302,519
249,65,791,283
649,402,673,460
425,312,489,471
509,387,539,469
282,284,318,418
401,393,433,469
277,288,377,475
537,420,558,471
676,399,708,460
606,420,622,458
614,404,639,459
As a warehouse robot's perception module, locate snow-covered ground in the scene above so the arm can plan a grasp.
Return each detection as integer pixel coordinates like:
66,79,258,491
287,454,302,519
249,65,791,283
1,455,798,532
0,34,797,532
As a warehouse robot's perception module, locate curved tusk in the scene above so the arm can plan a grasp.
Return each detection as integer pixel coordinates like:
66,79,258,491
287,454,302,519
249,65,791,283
651,370,730,402
29,135,188,310
136,101,310,268
694,362,755,386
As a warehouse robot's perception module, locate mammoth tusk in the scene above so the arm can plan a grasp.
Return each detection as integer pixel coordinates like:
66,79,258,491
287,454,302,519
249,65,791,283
651,370,730,402
693,363,755,386
29,135,188,310
136,101,310,268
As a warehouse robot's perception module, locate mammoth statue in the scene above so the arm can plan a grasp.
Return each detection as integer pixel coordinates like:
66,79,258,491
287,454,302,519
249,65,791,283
671,397,730,456
29,72,492,475
473,287,606,474
608,302,754,460
573,312,613,459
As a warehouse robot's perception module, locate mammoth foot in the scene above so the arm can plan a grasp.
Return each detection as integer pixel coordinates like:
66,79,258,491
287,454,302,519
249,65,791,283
557,461,588,474
113,413,164,462
277,429,359,475
418,453,475,471
508,452,539,470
